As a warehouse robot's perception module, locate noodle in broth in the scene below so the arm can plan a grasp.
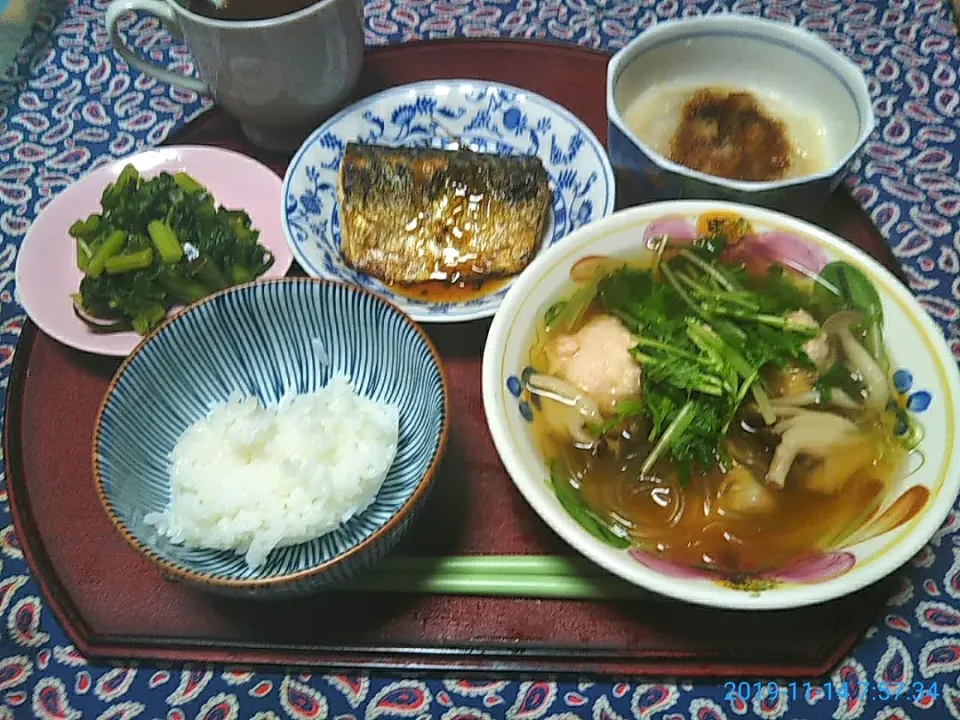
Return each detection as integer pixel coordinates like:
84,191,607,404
525,216,906,575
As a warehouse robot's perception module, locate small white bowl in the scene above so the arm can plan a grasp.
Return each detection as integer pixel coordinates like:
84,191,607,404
607,15,875,216
482,200,960,611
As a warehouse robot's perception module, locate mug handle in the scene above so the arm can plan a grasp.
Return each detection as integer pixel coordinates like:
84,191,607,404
105,0,208,94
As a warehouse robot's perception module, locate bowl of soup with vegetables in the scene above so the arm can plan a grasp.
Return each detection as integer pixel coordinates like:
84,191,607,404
482,200,960,610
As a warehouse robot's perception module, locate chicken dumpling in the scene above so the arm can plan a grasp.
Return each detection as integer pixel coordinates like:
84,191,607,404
545,314,642,415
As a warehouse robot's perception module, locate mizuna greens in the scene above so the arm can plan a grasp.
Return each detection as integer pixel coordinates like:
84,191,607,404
70,165,275,335
546,233,837,483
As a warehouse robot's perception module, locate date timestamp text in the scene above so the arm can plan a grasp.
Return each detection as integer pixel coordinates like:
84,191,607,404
723,680,940,704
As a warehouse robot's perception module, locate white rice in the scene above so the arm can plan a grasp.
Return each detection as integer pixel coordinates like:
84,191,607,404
144,375,400,570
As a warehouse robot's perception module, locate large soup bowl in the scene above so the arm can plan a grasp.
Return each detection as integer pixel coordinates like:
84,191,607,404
482,201,960,610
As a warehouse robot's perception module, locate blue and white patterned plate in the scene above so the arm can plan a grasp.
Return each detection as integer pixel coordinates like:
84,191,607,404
281,80,616,323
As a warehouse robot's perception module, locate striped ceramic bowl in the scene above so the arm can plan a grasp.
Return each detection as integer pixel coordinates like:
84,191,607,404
93,278,449,599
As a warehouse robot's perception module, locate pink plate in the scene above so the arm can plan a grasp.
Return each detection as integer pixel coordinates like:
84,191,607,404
15,145,293,357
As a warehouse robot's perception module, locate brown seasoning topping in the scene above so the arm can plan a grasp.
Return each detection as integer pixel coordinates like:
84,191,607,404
668,89,794,182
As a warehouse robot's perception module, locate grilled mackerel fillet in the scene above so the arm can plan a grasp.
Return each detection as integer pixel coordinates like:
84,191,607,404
337,143,551,284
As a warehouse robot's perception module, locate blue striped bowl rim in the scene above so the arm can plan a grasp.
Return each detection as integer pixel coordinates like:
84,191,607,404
92,277,450,590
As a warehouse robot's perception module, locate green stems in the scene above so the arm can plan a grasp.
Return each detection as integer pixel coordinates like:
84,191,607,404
147,220,184,264
85,230,127,278
641,401,694,475
105,247,154,274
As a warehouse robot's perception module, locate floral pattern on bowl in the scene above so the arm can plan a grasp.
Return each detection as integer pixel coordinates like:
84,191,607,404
281,80,616,324
892,369,932,438
484,200,960,610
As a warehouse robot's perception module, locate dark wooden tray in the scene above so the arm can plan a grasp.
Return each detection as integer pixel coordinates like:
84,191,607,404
5,39,904,679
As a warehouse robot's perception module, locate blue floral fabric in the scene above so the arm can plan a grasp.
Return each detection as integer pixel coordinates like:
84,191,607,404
1,0,960,717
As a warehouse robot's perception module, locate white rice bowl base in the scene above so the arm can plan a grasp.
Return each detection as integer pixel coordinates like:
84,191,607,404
144,375,400,570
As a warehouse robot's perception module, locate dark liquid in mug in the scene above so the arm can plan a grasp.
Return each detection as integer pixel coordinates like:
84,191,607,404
180,0,317,21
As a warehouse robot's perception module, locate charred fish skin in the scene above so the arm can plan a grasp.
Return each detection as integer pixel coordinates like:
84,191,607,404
337,143,551,285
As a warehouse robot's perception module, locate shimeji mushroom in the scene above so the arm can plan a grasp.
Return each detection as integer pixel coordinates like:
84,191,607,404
770,387,862,412
765,410,863,488
524,373,604,447
821,310,890,412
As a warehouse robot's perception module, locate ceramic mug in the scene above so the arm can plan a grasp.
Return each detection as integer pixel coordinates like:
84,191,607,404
106,0,366,152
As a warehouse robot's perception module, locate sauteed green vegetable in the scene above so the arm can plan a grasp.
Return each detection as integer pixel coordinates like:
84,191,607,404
70,164,275,335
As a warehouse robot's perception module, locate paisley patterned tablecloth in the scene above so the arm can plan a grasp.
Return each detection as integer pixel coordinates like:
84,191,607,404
1,0,960,718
